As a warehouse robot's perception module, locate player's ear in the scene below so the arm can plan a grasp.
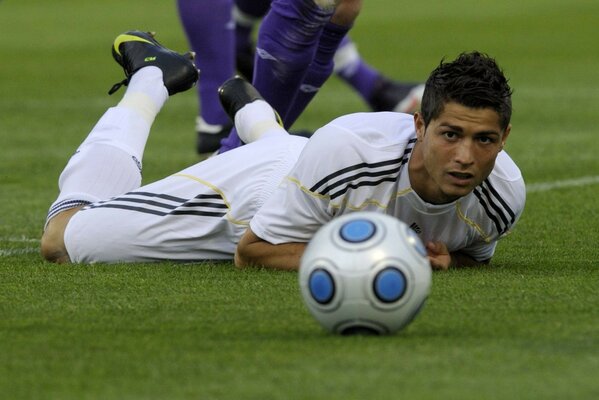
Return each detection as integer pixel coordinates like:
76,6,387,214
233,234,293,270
414,112,425,141
500,123,512,149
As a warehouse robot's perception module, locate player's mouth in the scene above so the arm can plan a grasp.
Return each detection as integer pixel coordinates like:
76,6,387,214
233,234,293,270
447,171,475,186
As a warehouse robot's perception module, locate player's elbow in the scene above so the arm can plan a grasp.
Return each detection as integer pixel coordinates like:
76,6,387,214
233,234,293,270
233,244,253,268
234,228,269,268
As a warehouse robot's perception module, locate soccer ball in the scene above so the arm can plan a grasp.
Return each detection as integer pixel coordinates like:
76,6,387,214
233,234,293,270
299,212,432,335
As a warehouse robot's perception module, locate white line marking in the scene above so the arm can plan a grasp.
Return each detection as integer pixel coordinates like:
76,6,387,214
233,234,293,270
527,175,599,193
0,237,40,257
3,236,40,243
0,248,38,256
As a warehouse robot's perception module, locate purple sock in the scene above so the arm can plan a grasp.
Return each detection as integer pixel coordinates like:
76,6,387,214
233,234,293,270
284,21,350,127
335,36,381,103
253,0,333,119
218,126,243,152
177,0,234,126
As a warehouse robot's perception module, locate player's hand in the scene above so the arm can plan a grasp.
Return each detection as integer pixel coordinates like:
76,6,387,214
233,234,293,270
425,241,451,271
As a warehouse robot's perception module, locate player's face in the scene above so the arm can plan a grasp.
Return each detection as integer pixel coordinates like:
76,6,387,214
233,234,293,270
412,102,510,204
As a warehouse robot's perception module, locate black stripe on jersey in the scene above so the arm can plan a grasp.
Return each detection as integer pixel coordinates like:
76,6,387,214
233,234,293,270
180,200,228,209
97,196,178,210
482,179,516,221
473,180,514,235
88,191,228,218
89,204,227,218
310,139,416,198
322,164,404,197
47,199,92,220
310,139,416,194
330,174,404,200
473,189,504,235
124,191,190,203
170,209,227,217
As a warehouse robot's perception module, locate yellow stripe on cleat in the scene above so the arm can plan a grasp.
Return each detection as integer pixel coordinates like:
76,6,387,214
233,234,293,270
113,34,154,56
274,110,284,128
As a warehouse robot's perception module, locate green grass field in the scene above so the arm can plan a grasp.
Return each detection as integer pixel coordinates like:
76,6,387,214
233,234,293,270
1,0,599,398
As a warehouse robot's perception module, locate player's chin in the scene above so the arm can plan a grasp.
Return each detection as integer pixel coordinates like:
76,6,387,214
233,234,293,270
442,183,476,200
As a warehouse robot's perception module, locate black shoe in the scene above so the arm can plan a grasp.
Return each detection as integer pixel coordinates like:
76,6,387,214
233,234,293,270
217,76,264,120
109,30,199,96
195,117,232,154
368,77,425,114
218,76,284,126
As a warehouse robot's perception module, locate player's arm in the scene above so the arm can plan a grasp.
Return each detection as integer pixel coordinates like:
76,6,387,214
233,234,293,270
426,241,490,270
235,228,306,271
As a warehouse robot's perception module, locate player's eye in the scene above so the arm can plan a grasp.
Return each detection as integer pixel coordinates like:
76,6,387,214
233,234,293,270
477,136,497,144
442,131,458,140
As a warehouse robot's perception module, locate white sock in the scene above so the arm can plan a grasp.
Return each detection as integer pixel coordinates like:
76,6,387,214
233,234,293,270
234,100,288,143
45,67,168,225
333,41,360,76
118,66,168,125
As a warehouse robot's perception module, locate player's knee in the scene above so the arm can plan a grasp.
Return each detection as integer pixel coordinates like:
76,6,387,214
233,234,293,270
40,207,81,263
330,0,362,26
40,232,70,263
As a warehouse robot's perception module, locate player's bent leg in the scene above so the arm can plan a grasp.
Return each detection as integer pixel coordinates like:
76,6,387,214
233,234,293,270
40,207,83,263
60,133,307,264
41,31,199,264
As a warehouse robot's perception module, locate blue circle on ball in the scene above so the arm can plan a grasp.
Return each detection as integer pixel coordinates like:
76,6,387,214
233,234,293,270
373,268,406,303
340,219,376,243
309,268,335,304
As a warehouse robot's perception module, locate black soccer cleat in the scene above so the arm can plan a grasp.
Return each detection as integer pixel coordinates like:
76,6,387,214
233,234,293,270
109,30,199,96
195,117,233,155
217,76,282,127
368,77,425,114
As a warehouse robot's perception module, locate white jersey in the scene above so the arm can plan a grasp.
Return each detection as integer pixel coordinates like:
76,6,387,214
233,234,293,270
250,112,526,261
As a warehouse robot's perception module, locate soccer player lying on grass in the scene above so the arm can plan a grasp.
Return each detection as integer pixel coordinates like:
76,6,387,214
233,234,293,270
41,31,525,271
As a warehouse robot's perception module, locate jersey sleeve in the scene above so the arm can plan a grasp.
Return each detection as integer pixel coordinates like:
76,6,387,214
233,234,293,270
461,151,527,262
249,123,351,244
459,239,498,262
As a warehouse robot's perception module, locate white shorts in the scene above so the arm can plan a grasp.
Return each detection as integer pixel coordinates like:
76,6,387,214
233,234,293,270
64,135,307,263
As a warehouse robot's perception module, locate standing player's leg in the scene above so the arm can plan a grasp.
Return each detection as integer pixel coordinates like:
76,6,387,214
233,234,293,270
334,36,424,113
41,31,198,263
233,0,272,79
218,0,337,153
177,0,236,154
282,0,361,127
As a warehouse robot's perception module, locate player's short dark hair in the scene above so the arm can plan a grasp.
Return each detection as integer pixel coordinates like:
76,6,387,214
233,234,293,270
420,52,513,131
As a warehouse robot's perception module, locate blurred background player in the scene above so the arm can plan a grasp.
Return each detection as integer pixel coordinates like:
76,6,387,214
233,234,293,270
177,0,235,154
177,0,424,154
233,0,423,114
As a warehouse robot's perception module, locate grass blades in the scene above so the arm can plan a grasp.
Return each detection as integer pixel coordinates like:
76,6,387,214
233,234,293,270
1,0,598,399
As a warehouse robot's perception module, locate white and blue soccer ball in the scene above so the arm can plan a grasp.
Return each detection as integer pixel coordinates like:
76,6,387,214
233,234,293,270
299,212,432,335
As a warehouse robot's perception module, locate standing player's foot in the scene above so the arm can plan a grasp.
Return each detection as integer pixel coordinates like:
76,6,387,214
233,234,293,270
109,30,199,96
369,78,425,114
195,117,232,155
